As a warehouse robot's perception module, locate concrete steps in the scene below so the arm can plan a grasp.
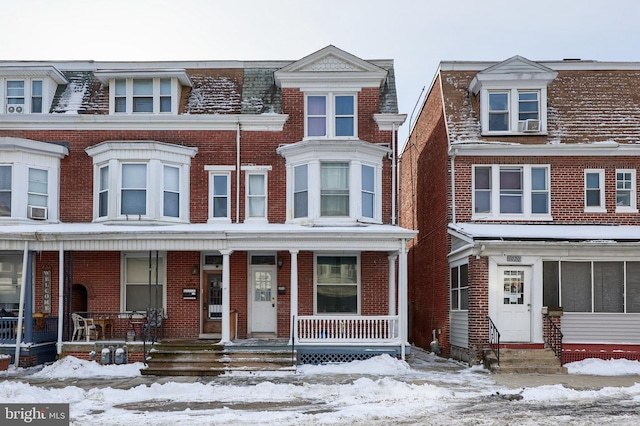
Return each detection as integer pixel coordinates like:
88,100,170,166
490,348,567,374
141,341,297,376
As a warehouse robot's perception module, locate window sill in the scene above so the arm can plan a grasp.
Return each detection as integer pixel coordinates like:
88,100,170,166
584,207,607,213
471,214,553,221
615,207,639,214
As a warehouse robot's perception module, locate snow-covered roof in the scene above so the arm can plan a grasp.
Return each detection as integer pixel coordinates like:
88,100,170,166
449,222,640,242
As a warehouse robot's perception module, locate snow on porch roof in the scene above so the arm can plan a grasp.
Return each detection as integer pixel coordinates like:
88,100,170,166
449,223,640,243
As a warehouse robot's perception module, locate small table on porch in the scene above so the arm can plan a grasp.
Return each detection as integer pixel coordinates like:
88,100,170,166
93,318,114,339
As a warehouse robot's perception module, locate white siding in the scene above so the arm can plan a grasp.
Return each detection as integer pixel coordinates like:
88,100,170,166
562,313,640,344
450,310,469,348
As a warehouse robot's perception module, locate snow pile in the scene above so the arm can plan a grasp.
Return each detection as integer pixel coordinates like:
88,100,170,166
30,356,144,379
566,358,640,376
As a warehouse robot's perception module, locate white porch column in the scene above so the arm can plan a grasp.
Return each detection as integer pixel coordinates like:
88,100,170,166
288,250,299,345
219,249,233,343
398,239,408,360
56,242,64,355
387,252,398,316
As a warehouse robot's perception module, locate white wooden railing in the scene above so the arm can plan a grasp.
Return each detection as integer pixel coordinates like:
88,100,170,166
295,315,400,345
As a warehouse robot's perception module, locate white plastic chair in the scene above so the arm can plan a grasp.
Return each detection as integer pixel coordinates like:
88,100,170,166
72,313,97,341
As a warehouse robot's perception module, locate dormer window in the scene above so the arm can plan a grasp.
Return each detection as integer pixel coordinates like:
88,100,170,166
0,66,66,115
305,93,356,138
94,69,191,115
487,89,540,133
469,56,557,136
112,78,176,114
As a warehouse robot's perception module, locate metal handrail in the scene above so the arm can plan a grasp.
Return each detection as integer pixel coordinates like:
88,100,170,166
487,315,500,366
544,314,564,365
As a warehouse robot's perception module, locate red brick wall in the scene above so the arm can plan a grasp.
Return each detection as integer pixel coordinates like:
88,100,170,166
400,76,452,355
467,255,489,362
454,155,640,224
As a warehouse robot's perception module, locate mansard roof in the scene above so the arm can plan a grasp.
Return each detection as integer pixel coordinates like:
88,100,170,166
438,57,640,145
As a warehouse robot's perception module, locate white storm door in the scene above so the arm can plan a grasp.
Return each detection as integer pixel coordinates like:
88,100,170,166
250,266,277,333
498,266,531,342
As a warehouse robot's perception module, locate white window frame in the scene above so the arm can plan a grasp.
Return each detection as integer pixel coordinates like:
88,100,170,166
281,141,386,226
27,167,48,209
293,164,308,219
109,77,178,115
205,166,235,223
0,139,64,223
98,165,109,218
121,252,166,313
584,169,606,213
242,166,271,222
314,254,360,315
163,164,180,218
0,165,12,217
87,142,194,224
480,86,547,135
450,262,469,311
2,78,47,114
615,169,638,213
305,93,357,138
472,164,552,221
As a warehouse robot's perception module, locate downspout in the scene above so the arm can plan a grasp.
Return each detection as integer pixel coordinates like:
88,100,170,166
391,123,397,225
236,120,241,224
399,237,408,360
56,242,64,355
451,148,457,224
14,241,29,366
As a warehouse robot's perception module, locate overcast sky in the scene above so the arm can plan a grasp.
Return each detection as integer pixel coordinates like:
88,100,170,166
2,0,638,143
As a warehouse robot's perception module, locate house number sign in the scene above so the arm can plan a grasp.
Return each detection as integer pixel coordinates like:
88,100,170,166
42,268,51,313
506,255,522,263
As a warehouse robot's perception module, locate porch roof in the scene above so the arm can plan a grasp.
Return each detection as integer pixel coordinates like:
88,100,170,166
449,223,640,243
0,222,416,252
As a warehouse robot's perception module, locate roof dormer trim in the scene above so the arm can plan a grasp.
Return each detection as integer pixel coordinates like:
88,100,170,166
94,69,192,87
274,45,388,89
469,55,558,95
0,66,68,85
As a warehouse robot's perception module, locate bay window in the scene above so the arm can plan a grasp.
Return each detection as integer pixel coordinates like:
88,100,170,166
86,141,195,223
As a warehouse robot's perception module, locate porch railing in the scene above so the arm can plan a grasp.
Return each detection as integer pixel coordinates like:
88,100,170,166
296,315,399,345
0,316,58,344
487,315,500,366
544,314,564,365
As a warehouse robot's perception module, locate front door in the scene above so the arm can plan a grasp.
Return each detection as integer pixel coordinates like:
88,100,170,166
250,266,277,334
202,272,223,334
498,266,531,342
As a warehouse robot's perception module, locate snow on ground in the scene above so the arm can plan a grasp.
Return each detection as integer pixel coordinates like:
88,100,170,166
0,353,639,425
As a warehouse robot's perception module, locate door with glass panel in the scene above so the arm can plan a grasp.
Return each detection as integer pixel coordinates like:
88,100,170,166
202,272,223,334
498,266,531,342
249,255,277,334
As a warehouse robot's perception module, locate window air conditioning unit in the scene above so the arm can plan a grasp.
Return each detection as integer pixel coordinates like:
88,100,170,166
27,205,48,220
6,104,25,114
522,119,540,133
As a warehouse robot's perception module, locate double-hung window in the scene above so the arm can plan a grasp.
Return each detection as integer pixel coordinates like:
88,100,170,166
321,162,349,216
31,81,43,113
163,165,180,218
0,166,11,217
242,166,271,222
473,165,550,219
123,252,165,312
28,168,48,209
584,169,605,212
293,164,308,218
306,93,356,138
484,89,542,134
111,77,175,114
121,164,147,215
451,263,469,310
205,166,234,222
6,79,43,113
98,166,109,218
616,169,637,213
316,255,359,314
361,165,375,219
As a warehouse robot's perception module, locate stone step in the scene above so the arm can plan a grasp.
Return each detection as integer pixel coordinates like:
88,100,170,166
485,348,567,374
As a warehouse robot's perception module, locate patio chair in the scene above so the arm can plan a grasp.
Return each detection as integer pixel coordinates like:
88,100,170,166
71,313,97,341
